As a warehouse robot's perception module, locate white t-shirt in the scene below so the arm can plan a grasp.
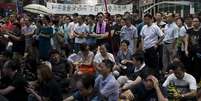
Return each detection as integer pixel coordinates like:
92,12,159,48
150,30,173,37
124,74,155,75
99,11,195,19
163,73,197,91
140,23,164,49
93,52,115,64
74,23,87,44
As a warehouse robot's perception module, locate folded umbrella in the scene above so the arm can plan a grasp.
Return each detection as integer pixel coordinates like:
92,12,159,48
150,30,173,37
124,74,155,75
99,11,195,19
23,4,51,15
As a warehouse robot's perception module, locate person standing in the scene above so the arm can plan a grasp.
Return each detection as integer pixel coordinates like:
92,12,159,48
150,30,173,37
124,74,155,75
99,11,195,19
162,13,179,73
73,16,88,53
120,16,138,54
186,17,201,82
140,14,164,76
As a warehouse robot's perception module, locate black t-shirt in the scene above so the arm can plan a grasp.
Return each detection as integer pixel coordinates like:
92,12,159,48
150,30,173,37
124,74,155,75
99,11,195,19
39,79,62,101
3,72,28,101
11,28,25,54
132,82,168,101
187,28,201,52
51,59,69,81
128,65,148,81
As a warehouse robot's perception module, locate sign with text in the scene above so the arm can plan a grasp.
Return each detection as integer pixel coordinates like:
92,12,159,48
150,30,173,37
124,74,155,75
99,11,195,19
47,3,133,15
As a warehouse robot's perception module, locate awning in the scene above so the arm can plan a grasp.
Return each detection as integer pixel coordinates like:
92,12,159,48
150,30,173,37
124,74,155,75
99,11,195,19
0,3,16,9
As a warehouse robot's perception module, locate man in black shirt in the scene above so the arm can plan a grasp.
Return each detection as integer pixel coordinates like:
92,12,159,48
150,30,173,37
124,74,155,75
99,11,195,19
0,60,28,101
186,17,201,82
131,75,168,101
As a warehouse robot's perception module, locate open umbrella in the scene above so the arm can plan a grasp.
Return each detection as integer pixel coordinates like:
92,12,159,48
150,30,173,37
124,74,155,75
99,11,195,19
23,4,51,15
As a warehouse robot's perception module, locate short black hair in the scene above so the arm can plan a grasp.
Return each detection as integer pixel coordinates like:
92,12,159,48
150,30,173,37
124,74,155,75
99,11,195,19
102,59,115,72
172,61,185,71
79,74,95,89
49,49,60,56
144,13,153,19
97,12,104,16
193,17,201,22
132,51,145,64
121,40,130,46
80,43,89,52
88,14,95,20
116,14,122,18
176,17,185,24
3,60,19,71
73,13,79,17
44,15,51,22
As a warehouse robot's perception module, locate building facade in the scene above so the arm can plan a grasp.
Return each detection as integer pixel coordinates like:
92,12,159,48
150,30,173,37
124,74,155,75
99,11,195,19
139,0,201,16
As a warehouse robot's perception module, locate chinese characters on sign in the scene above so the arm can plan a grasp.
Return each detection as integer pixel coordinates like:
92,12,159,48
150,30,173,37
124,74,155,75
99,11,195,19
47,3,133,15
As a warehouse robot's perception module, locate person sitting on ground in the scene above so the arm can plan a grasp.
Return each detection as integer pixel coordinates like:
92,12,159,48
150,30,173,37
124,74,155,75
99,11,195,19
118,51,148,92
63,74,100,101
26,63,63,101
93,44,115,67
163,61,197,101
95,59,119,101
76,44,95,75
0,60,28,101
49,49,70,81
122,74,168,101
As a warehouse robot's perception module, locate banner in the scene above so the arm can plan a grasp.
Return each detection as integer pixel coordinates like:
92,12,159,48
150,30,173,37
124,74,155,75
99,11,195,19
47,3,133,15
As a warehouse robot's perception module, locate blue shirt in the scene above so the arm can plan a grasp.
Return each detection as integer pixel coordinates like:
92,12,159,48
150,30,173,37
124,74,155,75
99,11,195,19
120,25,138,54
73,91,101,101
95,74,119,101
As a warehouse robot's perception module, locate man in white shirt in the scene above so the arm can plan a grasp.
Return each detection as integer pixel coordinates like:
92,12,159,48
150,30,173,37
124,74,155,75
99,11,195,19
163,61,197,100
93,44,115,65
162,13,179,73
140,13,164,76
73,16,88,52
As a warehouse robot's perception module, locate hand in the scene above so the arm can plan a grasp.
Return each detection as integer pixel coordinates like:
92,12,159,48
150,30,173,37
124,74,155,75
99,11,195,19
120,90,135,101
154,44,158,49
150,75,159,89
121,60,128,64
185,50,189,57
25,87,35,94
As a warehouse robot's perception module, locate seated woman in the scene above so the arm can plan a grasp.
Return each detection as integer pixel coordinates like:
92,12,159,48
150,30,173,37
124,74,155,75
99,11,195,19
115,40,133,76
26,63,63,101
74,44,95,75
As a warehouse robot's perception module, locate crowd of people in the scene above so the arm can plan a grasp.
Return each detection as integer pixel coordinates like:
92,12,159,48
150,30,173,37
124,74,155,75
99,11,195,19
0,10,201,101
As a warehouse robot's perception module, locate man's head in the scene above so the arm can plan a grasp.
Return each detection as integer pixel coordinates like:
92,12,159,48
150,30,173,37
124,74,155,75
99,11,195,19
132,51,145,67
144,75,158,90
184,15,193,27
166,13,175,23
77,15,84,25
172,61,185,80
192,17,201,28
124,16,132,26
176,17,184,27
72,13,79,23
2,60,19,78
76,74,95,96
97,12,104,23
64,16,71,24
80,43,90,54
120,40,129,51
87,14,95,24
115,14,122,24
49,49,61,64
25,18,31,26
144,13,153,25
98,59,114,76
99,44,107,56
155,12,163,22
